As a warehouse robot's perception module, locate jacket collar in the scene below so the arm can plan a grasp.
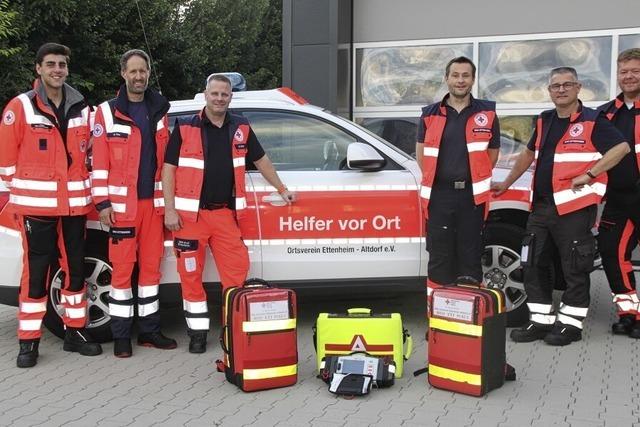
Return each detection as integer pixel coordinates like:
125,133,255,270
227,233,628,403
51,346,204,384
33,78,85,115
438,93,476,115
113,85,169,120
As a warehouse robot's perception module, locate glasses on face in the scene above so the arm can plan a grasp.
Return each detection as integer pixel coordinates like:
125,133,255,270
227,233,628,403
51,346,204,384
548,81,579,92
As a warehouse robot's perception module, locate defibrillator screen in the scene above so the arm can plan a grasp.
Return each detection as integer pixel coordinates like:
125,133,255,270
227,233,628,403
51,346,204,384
339,359,365,374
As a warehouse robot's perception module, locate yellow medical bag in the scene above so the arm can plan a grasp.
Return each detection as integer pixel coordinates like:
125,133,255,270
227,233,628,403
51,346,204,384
314,308,413,378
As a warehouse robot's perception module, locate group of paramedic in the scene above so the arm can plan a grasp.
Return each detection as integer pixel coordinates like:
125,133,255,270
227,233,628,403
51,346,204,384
419,51,640,347
0,43,293,367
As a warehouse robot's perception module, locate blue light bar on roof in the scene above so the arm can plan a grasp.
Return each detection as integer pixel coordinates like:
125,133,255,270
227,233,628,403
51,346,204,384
205,72,247,92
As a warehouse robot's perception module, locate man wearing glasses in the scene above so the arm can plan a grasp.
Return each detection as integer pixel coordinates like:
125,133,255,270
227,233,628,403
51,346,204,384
597,48,640,338
492,67,629,346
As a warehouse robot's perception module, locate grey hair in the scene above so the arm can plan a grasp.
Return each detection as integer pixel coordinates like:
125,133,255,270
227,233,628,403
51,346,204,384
120,49,151,72
549,66,578,82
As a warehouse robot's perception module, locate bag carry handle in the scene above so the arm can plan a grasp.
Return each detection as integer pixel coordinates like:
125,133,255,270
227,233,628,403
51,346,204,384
219,325,229,354
244,277,270,288
403,329,413,361
347,308,371,316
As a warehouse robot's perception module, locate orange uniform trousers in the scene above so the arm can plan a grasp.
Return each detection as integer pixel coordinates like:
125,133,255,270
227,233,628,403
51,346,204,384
173,208,249,332
108,199,164,338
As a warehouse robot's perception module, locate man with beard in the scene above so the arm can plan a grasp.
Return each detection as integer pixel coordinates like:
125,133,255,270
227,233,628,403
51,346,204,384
92,49,177,357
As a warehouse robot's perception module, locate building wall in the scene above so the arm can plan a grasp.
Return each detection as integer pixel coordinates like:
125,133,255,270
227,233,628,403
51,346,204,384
353,0,639,42
282,0,352,114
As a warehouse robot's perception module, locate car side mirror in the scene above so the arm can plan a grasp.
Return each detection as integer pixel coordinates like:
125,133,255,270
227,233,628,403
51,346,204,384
346,142,385,171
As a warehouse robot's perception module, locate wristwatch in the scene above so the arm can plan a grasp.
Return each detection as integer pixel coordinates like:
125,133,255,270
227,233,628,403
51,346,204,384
586,170,597,179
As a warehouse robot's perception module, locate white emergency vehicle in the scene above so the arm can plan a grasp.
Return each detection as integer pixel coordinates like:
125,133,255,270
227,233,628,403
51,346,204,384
0,85,536,341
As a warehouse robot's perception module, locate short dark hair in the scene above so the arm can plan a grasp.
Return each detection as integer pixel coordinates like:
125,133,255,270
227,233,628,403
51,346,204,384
618,48,640,64
35,43,71,65
120,49,151,72
206,73,232,88
549,66,578,82
445,56,476,78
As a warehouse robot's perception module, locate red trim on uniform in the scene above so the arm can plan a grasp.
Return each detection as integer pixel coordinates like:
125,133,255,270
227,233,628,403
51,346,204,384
618,219,635,292
174,113,249,223
91,102,168,221
419,105,496,218
531,110,606,215
0,86,92,216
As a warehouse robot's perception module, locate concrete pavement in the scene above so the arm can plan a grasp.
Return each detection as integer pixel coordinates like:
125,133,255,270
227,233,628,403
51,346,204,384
0,270,638,426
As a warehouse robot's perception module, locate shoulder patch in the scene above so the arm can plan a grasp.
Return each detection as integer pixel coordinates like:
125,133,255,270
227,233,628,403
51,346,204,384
3,110,15,126
93,123,104,137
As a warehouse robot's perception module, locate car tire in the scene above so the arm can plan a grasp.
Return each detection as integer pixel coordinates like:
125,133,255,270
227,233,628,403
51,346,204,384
43,253,114,343
482,222,530,327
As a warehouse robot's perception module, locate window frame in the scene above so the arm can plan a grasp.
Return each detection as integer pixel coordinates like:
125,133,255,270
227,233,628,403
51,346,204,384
353,26,640,120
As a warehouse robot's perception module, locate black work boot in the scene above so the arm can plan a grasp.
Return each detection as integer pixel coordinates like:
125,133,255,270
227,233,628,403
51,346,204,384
63,328,103,356
113,338,133,358
612,315,635,335
137,332,178,350
628,321,640,339
189,332,207,354
17,339,40,368
544,322,582,346
510,322,552,342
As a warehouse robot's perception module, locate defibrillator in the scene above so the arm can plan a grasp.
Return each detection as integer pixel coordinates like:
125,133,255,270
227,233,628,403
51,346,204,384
314,308,412,378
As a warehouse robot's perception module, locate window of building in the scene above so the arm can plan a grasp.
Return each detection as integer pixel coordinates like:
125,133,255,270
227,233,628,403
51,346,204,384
479,37,611,104
620,34,640,52
354,28,640,161
355,44,473,107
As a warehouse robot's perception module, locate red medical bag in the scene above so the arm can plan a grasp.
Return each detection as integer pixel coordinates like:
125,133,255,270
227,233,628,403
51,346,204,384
427,285,507,396
216,278,298,392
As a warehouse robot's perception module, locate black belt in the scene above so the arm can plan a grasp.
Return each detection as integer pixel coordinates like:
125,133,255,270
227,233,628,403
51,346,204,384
435,180,468,190
200,202,228,210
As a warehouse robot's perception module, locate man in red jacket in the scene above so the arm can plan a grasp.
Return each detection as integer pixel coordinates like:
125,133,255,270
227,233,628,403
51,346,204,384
597,48,640,337
0,43,102,367
92,49,176,357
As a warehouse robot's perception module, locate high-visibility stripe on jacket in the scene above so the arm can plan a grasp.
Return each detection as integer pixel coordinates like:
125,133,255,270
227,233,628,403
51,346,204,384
0,79,92,216
419,99,495,217
91,88,169,221
174,111,250,222
531,106,607,215
599,94,640,172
